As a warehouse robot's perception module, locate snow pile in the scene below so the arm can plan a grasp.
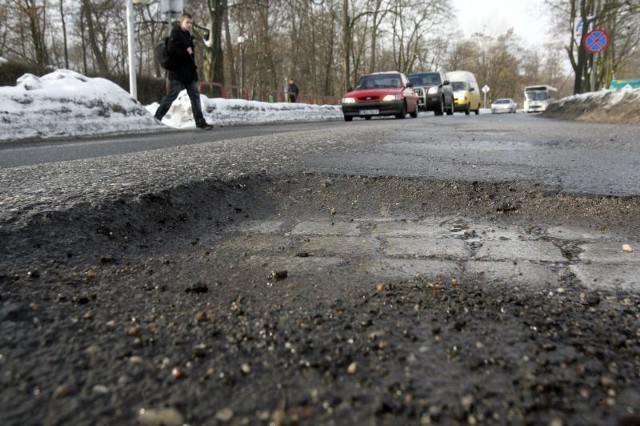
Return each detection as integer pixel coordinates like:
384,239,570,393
0,69,342,142
147,91,342,129
0,69,161,141
543,87,640,125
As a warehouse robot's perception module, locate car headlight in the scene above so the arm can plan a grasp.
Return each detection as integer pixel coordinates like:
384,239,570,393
382,94,401,102
341,97,356,104
427,86,439,94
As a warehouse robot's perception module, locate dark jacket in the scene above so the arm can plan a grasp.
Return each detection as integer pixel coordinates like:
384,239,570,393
167,24,199,83
287,83,299,96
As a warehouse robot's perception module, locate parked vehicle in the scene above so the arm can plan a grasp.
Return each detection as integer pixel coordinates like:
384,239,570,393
407,71,454,116
524,85,558,112
341,71,419,121
491,98,518,114
447,70,481,115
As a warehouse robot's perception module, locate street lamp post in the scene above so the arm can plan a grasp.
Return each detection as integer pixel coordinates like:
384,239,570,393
126,0,137,99
237,36,245,98
126,0,151,100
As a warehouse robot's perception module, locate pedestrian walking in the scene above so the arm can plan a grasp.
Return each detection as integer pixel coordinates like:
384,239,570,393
154,13,213,130
287,78,299,103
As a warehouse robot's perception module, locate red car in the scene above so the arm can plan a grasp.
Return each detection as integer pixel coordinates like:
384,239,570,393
341,71,419,121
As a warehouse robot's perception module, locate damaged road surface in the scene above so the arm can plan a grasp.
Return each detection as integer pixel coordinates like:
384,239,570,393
1,115,639,425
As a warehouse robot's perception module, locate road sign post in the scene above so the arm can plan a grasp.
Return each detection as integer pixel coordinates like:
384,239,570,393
583,28,610,92
482,85,490,109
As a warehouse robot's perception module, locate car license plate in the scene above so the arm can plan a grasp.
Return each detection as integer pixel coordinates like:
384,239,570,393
360,109,379,115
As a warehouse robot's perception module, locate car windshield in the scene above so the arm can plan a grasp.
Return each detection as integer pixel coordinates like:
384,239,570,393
408,73,441,86
495,99,511,104
451,81,468,91
355,75,403,89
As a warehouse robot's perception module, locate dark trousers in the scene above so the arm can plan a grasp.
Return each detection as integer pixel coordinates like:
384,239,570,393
155,79,206,127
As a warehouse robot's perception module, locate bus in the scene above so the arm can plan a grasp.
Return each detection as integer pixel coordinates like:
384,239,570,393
523,85,558,113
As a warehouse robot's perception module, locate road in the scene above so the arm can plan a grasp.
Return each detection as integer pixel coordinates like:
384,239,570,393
3,113,639,196
0,122,335,169
1,112,639,425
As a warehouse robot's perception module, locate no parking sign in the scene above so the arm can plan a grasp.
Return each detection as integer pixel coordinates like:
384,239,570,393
583,28,610,54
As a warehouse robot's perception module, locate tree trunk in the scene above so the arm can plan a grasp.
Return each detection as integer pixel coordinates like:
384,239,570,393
22,0,48,66
81,0,109,75
59,0,69,69
204,0,226,85
342,0,351,89
223,7,238,96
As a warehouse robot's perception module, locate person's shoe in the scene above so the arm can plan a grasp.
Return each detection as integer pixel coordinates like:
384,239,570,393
197,123,214,130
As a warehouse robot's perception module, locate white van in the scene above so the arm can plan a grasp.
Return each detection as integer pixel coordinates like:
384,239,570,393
446,70,481,115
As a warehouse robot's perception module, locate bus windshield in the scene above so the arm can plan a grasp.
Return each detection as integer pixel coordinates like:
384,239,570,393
525,90,549,101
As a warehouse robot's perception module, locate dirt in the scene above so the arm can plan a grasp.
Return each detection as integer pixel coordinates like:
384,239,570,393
1,175,639,425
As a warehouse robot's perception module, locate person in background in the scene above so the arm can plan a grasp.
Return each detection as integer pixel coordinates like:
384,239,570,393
154,12,213,130
287,78,299,103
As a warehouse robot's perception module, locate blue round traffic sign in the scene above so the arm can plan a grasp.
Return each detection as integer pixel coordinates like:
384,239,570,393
583,28,610,54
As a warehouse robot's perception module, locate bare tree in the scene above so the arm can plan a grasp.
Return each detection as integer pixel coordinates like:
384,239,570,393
20,0,49,66
59,0,69,68
545,0,640,93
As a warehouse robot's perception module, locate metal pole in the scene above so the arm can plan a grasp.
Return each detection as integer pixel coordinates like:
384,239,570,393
126,0,137,99
237,36,245,99
590,0,599,92
591,53,597,92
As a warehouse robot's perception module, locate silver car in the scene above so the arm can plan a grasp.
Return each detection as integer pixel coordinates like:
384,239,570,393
491,98,517,114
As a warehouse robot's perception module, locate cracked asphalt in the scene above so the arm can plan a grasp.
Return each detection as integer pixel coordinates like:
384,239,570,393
1,114,639,425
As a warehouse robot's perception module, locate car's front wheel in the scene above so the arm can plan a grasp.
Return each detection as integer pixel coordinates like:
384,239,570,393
434,98,444,116
396,102,407,119
344,116,353,122
446,97,454,115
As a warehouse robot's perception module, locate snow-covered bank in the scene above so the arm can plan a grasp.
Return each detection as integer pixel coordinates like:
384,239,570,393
0,69,341,142
543,88,640,125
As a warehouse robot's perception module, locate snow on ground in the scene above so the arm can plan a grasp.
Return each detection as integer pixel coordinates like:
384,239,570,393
1,66,639,143
543,87,640,125
0,68,341,142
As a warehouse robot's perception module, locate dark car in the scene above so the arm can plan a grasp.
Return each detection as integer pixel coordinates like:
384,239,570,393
407,71,454,116
341,71,419,121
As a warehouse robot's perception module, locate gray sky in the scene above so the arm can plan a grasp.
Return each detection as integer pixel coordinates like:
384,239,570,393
452,0,553,47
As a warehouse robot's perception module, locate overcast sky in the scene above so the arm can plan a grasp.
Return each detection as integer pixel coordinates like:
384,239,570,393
451,0,553,47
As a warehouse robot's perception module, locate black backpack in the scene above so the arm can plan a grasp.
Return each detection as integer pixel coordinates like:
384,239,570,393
155,36,173,70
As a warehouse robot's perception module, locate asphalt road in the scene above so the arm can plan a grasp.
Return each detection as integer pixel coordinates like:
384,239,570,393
1,111,640,425
0,121,337,169
3,113,639,196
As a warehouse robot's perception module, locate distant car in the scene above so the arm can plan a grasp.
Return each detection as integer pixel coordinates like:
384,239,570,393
341,71,419,121
407,71,454,116
491,98,518,114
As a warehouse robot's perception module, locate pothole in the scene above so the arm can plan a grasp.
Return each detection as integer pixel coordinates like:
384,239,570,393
2,173,638,292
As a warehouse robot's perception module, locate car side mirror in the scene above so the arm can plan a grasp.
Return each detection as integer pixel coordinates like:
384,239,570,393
443,80,450,85
406,82,413,88
469,87,475,92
